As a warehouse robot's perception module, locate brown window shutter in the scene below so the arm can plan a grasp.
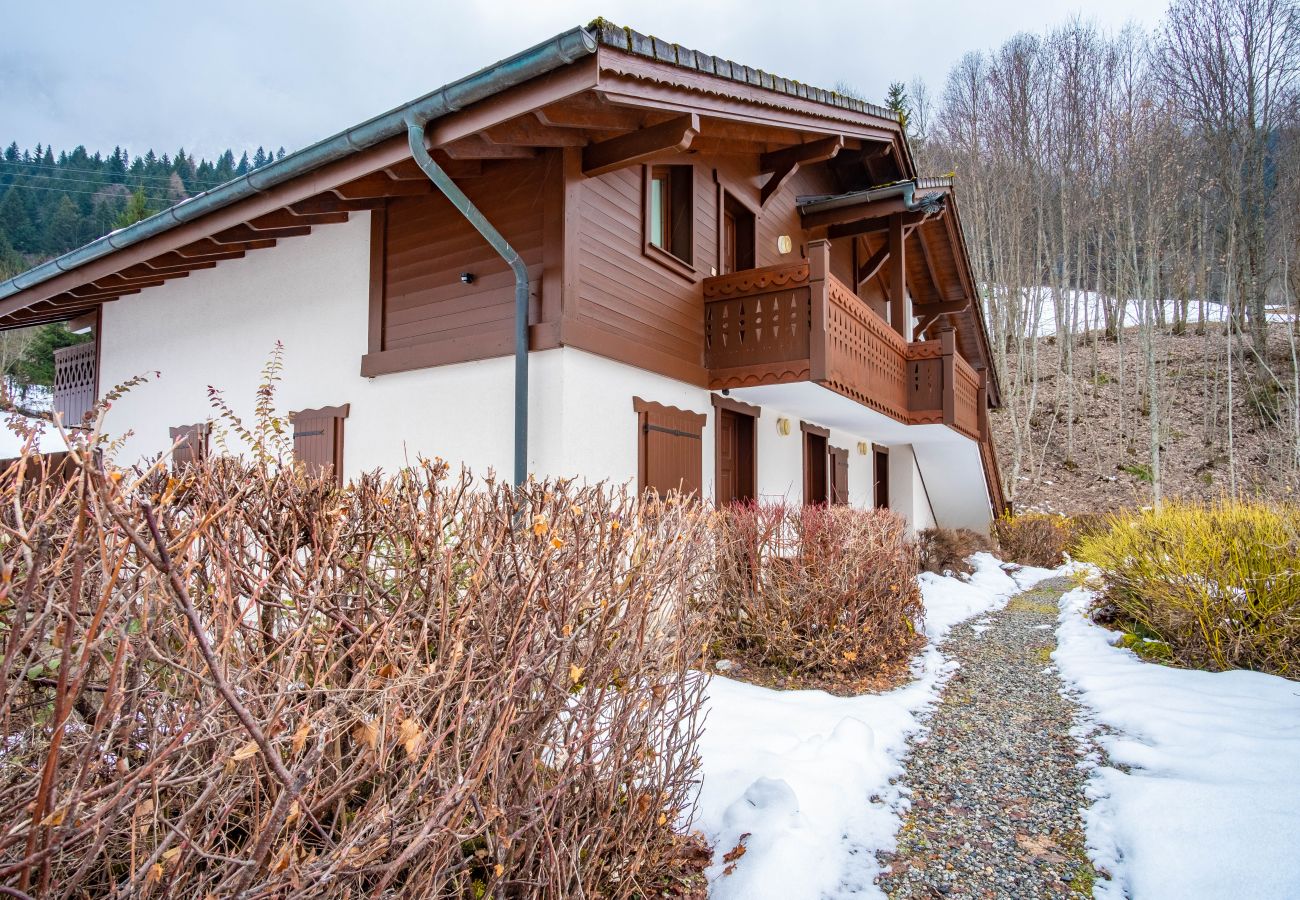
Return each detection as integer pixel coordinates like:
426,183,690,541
633,397,705,498
291,404,350,484
830,446,849,505
169,423,210,468
52,340,97,427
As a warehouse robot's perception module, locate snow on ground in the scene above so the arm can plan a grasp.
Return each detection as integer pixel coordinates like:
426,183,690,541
693,554,1062,899
1054,585,1300,900
990,286,1295,338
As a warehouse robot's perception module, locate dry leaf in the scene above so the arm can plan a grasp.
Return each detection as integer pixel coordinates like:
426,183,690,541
568,664,584,685
40,807,66,827
286,800,300,826
354,721,378,750
270,844,292,874
231,741,260,762
291,721,311,754
145,863,164,886
398,718,424,755
550,536,564,550
493,863,505,877
532,515,548,536
376,662,398,679
161,847,182,864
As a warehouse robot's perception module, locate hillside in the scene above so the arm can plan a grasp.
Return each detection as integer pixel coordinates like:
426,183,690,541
990,325,1300,515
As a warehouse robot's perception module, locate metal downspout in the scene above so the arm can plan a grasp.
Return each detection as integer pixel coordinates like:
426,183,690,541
405,122,529,488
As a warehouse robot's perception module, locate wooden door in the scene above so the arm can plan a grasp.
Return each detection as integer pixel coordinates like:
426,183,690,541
829,446,849,505
874,447,890,508
803,428,829,506
716,407,756,505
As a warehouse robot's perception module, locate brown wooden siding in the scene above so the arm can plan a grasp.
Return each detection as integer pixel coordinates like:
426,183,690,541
363,155,557,376
567,155,836,386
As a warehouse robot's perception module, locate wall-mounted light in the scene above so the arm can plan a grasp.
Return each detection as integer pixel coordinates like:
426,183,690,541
857,441,869,455
776,235,793,255
776,417,792,436
460,272,475,284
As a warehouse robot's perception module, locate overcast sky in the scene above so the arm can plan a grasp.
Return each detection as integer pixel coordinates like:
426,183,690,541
3,0,1169,162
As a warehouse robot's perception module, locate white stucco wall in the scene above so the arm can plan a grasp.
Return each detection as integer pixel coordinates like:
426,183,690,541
95,211,971,527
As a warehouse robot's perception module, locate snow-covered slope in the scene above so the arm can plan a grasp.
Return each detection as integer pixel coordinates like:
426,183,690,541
1054,585,1300,900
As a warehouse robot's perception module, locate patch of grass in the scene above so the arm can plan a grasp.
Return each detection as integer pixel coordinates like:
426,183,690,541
1034,645,1054,663
1119,462,1154,482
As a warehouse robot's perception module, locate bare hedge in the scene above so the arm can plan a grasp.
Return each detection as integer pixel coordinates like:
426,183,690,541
708,503,923,679
0,443,711,898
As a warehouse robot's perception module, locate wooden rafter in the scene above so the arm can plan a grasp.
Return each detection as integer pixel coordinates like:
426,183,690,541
248,210,349,231
483,117,587,147
534,97,645,131
333,173,434,200
174,238,277,257
581,113,699,176
210,223,312,245
758,136,843,207
913,226,945,301
289,195,387,214
122,260,217,278
440,135,538,160
827,208,931,240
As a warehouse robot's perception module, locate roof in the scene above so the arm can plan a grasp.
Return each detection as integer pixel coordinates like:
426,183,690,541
586,20,898,120
0,22,905,308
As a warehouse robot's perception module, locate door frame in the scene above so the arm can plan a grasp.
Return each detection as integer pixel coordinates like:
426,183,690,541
712,394,760,505
801,420,830,506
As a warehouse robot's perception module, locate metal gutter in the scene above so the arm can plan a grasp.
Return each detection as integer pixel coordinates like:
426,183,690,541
0,26,596,303
404,122,530,489
796,179,946,216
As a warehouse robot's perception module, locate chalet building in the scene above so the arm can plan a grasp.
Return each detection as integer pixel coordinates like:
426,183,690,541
0,23,1006,531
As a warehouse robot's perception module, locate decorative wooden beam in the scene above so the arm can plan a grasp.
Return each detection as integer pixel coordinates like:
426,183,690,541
247,209,349,230
210,223,312,245
123,260,217,278
332,173,434,200
174,238,277,257
484,117,587,147
289,196,387,214
856,243,890,286
914,226,946,302
887,213,908,339
534,98,645,131
827,208,931,240
440,135,538,160
68,282,157,300
581,113,699,177
758,136,843,208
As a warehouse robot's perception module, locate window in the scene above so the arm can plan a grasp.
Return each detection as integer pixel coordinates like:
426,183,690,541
720,191,756,274
634,397,705,498
169,422,210,468
291,404,350,484
802,422,830,506
645,165,694,269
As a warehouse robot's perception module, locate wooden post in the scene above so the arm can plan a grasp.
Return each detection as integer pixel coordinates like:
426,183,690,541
887,213,908,339
808,239,830,382
939,327,956,427
976,370,989,441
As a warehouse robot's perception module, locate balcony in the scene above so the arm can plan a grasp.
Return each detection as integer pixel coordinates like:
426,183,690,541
702,247,985,442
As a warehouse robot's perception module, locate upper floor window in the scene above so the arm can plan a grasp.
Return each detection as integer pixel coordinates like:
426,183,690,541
645,165,694,268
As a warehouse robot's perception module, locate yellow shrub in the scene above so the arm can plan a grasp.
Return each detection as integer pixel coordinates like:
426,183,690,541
1076,501,1300,677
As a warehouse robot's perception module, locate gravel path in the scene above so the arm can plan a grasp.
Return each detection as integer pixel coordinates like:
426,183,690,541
876,577,1097,899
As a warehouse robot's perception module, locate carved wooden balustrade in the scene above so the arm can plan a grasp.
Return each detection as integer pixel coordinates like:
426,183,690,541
703,242,984,439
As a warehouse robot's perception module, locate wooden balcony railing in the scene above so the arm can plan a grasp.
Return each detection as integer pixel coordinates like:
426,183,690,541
703,240,984,440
